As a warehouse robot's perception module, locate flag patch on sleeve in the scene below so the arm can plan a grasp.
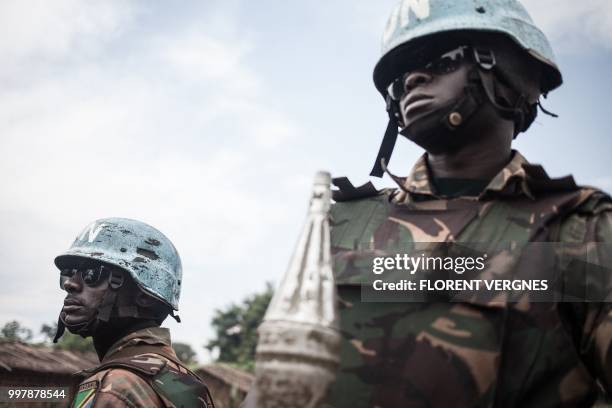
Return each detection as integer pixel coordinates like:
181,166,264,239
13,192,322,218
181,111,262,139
73,380,98,408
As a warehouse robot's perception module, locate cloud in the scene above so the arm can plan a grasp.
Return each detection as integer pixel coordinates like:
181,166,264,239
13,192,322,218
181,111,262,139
0,0,134,65
0,1,309,361
523,0,612,53
157,30,261,95
346,0,398,38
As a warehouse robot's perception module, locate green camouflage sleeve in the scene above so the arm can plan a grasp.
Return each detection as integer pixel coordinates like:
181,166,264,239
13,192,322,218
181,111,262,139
90,391,139,408
586,208,612,395
94,368,164,407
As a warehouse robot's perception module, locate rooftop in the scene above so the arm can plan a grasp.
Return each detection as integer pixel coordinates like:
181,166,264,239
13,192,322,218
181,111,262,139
0,341,98,375
196,363,254,393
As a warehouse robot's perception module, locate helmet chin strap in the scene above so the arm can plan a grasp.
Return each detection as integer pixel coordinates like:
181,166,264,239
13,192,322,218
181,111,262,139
53,315,65,343
370,69,484,177
401,73,484,152
468,47,538,136
96,270,124,323
54,310,99,342
370,101,399,177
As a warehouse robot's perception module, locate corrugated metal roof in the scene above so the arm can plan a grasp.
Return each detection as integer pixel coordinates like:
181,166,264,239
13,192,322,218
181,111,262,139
196,363,254,393
0,341,98,374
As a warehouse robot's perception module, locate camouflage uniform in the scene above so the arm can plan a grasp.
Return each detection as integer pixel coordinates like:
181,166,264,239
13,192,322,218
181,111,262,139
328,151,612,407
71,327,214,408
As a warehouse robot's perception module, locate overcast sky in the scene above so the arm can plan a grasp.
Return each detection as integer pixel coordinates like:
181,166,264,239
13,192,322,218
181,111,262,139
0,0,610,362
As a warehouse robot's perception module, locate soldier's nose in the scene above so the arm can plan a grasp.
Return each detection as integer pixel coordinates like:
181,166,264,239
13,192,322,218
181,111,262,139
63,276,82,293
404,71,432,93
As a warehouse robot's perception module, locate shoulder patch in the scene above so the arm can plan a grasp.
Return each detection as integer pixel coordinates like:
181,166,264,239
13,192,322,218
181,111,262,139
73,380,98,408
332,177,380,202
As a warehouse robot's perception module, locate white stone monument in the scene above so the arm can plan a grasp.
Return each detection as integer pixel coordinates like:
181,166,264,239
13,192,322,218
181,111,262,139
253,171,340,408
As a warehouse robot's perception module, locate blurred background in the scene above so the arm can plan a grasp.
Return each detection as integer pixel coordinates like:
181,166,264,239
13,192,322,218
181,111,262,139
0,0,610,367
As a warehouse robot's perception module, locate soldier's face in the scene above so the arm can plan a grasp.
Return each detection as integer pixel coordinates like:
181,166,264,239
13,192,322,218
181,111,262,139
60,266,110,327
398,62,471,129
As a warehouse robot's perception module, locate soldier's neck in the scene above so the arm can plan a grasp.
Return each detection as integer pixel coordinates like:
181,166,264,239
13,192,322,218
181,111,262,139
92,319,158,361
426,133,513,181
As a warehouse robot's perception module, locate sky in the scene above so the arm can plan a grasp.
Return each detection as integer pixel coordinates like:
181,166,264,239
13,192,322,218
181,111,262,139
0,0,610,363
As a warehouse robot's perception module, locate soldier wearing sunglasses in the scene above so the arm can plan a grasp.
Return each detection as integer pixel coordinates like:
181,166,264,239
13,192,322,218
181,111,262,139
328,0,612,406
54,218,214,407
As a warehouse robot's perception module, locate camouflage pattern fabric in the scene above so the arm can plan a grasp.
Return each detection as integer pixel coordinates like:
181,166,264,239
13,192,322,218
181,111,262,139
328,151,612,407
72,327,214,407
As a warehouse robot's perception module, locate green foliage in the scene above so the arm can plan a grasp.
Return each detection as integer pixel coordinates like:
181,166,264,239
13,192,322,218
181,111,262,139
206,283,273,372
40,323,55,342
40,322,95,353
55,331,95,352
0,320,33,342
173,342,198,365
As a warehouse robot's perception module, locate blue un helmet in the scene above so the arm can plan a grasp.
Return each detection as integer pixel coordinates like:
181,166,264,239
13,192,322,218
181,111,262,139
54,218,182,341
370,0,562,177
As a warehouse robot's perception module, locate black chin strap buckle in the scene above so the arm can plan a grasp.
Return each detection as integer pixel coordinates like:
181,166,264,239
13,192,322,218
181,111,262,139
473,47,496,70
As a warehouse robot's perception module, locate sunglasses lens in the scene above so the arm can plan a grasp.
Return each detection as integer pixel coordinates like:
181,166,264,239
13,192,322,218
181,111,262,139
60,268,76,277
59,266,108,288
82,268,101,285
431,56,457,74
387,46,468,101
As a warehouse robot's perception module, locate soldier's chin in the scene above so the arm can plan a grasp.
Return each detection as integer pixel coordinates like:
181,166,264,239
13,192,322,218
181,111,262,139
401,114,463,155
62,311,89,327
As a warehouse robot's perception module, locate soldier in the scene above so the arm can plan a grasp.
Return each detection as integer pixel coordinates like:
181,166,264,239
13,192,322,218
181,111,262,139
53,218,214,407
328,0,612,406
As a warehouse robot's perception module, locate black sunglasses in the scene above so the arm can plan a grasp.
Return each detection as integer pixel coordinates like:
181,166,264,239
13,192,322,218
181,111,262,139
387,45,470,101
60,265,110,289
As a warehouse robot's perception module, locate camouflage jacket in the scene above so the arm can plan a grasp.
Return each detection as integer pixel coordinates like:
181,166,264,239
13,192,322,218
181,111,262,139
71,327,214,408
328,151,612,408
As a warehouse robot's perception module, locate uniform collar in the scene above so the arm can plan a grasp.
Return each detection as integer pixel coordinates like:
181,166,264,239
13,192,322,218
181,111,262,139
102,326,171,363
400,150,536,199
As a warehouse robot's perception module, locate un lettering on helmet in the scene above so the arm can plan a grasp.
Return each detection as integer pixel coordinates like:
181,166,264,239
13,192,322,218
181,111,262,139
77,221,109,244
375,0,562,95
383,0,431,46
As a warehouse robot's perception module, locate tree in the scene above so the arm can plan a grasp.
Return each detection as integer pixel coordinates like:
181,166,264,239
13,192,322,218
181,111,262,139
0,320,33,342
40,322,95,353
173,342,197,366
206,283,273,371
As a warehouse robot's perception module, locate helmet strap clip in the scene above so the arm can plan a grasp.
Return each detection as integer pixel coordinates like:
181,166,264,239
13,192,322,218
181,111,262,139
473,47,496,70
108,269,124,290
